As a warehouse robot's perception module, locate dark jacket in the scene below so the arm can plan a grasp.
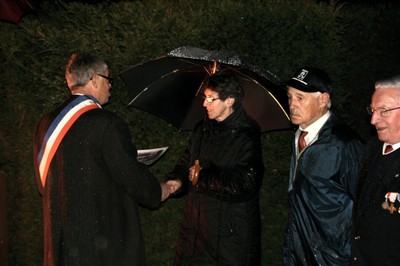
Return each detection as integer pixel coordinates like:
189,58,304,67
33,95,162,266
283,111,364,266
351,138,400,265
167,107,264,265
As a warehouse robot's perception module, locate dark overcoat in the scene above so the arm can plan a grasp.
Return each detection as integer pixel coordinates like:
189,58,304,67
283,111,364,265
351,138,400,265
167,107,264,266
33,95,162,266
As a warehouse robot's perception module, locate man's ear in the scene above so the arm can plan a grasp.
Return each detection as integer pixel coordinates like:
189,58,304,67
91,74,99,90
319,92,330,107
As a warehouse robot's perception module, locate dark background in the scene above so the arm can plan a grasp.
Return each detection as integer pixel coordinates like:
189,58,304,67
1,0,400,265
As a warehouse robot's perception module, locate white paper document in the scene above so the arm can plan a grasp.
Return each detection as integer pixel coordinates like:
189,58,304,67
137,147,169,165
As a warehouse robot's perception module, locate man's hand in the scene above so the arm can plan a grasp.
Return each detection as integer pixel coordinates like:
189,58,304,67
167,180,182,194
160,180,182,201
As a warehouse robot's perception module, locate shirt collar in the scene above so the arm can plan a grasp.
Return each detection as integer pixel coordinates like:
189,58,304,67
383,142,400,155
298,110,331,145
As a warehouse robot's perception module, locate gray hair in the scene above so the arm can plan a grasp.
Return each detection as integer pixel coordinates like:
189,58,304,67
314,91,332,109
375,74,400,91
375,75,400,102
65,53,108,89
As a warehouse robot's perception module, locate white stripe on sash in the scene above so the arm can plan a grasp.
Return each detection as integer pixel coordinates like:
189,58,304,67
37,95,101,188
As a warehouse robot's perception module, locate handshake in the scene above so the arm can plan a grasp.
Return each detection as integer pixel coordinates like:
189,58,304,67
160,180,182,202
160,160,201,202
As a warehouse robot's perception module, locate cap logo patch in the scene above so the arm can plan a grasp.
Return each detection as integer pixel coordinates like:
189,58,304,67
292,69,309,85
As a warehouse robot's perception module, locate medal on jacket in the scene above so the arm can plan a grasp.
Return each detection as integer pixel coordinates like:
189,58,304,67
382,192,398,214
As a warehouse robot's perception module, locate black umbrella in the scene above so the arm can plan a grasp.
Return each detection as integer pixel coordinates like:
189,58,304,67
120,46,291,132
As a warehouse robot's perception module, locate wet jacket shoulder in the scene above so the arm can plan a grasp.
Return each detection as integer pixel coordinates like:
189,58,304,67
290,110,364,195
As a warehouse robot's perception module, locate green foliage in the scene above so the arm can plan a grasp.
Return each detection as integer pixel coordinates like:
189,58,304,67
1,0,399,265
339,3,400,138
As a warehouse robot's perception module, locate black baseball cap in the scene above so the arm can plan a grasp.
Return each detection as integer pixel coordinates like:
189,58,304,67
286,67,332,94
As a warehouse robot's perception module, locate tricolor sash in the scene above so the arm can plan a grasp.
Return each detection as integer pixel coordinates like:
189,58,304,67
37,95,101,188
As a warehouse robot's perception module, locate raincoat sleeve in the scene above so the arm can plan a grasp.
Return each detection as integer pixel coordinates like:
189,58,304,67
339,139,364,198
332,125,365,198
195,126,264,202
102,116,162,209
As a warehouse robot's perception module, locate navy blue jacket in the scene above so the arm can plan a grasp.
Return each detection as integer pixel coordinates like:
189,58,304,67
284,111,364,265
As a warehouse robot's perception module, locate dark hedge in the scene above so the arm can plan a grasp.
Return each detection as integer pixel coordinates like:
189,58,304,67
0,0,399,265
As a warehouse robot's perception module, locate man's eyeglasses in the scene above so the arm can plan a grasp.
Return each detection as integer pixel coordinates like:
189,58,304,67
97,73,113,85
366,106,400,117
202,96,220,103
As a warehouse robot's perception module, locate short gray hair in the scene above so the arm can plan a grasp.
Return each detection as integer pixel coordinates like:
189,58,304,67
313,91,332,109
375,75,400,102
65,53,108,89
375,74,400,90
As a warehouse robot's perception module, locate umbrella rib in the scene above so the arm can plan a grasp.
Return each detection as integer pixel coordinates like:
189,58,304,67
129,62,213,106
128,68,187,106
226,67,290,121
265,90,290,121
128,87,149,106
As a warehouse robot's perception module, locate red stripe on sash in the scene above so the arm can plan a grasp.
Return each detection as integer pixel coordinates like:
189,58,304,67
40,104,99,187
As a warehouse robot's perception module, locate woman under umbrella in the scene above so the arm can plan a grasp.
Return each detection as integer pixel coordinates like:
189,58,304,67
166,71,264,265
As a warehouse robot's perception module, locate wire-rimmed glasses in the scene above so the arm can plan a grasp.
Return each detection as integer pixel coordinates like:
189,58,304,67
366,106,400,117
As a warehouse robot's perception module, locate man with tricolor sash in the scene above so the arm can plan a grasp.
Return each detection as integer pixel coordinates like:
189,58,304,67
33,53,180,266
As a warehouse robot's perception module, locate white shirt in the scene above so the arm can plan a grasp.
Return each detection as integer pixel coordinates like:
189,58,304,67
296,110,331,154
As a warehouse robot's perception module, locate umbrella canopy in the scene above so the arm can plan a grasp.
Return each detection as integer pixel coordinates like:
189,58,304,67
120,46,291,132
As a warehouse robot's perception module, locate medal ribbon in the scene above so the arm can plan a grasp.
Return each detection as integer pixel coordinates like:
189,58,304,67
37,95,101,188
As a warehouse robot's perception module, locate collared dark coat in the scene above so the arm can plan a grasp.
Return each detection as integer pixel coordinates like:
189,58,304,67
33,95,162,266
283,111,364,266
167,107,264,265
351,138,400,265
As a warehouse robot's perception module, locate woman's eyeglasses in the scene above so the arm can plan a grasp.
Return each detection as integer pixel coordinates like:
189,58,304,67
202,96,220,103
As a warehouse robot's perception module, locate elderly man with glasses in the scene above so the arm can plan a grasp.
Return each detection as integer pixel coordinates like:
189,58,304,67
352,74,400,265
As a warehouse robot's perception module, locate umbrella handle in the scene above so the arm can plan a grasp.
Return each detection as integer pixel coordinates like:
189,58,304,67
192,159,200,186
